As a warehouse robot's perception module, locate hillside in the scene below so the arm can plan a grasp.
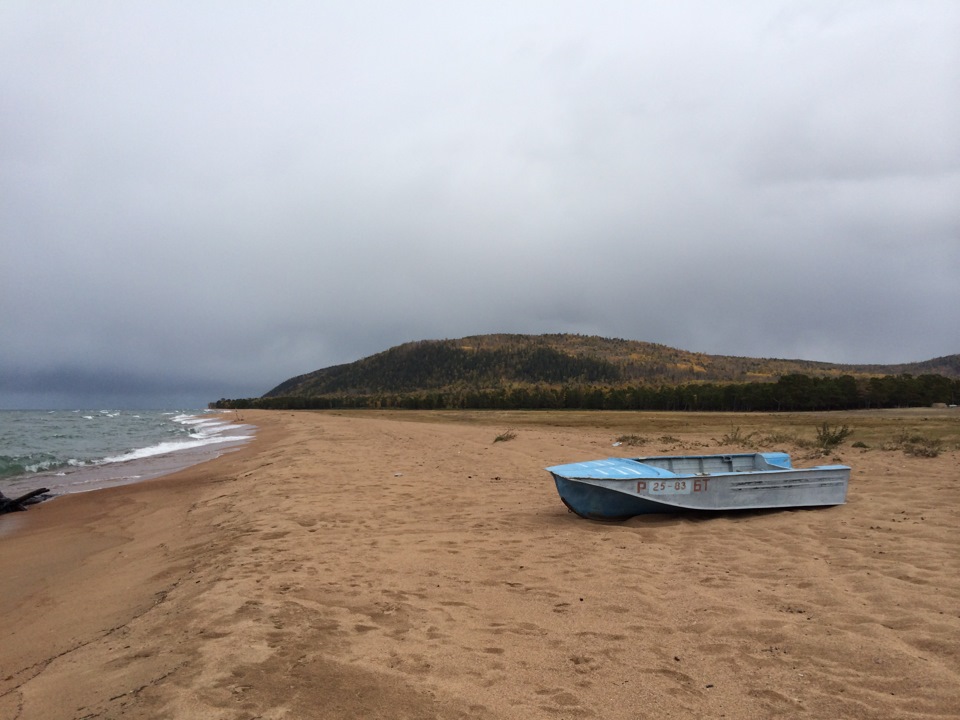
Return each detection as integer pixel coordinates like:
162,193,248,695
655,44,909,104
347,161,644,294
263,334,960,398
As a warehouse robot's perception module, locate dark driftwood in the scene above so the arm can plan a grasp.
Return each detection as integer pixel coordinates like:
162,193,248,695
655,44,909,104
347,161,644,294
0,488,51,514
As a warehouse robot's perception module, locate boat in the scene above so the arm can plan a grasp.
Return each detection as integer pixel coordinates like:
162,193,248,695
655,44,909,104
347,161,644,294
546,452,849,519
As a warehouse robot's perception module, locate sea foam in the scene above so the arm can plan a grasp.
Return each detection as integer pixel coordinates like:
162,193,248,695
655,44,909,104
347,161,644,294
1,409,255,496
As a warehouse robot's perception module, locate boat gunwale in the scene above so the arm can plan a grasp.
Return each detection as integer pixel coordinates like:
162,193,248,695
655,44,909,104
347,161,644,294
548,464,850,482
546,451,849,482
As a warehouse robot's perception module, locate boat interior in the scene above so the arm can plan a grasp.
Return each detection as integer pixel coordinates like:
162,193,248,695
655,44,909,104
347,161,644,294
635,453,790,475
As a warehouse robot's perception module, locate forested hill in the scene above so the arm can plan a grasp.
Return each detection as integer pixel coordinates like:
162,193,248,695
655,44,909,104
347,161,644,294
262,334,960,398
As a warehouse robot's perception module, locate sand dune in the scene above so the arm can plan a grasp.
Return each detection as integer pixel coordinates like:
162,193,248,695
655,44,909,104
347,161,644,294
1,409,958,719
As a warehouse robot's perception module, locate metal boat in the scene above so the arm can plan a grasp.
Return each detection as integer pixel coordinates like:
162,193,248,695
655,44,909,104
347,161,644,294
546,452,849,519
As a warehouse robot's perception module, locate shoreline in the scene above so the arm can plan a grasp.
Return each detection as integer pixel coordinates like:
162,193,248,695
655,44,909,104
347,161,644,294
1,411,255,500
2,409,958,719
0,411,280,719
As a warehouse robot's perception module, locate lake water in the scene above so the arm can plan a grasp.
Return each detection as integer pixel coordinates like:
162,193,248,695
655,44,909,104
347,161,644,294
0,409,254,498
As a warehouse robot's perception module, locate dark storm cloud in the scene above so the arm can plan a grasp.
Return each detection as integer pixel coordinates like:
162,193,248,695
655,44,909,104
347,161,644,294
1,1,958,408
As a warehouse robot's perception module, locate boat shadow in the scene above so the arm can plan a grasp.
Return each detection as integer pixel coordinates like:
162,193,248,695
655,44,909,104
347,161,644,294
543,504,833,528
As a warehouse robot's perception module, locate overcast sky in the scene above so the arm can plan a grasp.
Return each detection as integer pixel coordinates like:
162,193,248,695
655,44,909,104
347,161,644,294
2,1,958,408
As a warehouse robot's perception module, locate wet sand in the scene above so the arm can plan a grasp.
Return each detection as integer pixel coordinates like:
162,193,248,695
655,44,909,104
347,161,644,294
1,409,958,719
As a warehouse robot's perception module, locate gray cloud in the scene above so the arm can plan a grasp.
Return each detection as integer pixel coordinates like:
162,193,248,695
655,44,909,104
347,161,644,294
2,1,958,408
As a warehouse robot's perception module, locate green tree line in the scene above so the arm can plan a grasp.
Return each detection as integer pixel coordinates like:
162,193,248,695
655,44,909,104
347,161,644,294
215,373,960,412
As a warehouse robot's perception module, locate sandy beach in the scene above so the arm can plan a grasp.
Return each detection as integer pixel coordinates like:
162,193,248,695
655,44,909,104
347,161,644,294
1,409,958,719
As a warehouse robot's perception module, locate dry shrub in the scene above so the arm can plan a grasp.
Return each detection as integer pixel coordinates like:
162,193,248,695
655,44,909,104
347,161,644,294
886,430,943,458
815,422,853,452
717,426,756,445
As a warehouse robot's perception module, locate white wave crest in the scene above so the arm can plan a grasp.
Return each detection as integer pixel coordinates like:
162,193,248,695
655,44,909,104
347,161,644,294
100,432,254,465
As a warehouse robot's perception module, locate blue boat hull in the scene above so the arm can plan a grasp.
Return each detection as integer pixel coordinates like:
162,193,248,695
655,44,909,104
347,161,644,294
552,476,666,519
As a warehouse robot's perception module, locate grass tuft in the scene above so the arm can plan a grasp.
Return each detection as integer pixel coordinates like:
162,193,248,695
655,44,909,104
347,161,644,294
759,431,805,449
